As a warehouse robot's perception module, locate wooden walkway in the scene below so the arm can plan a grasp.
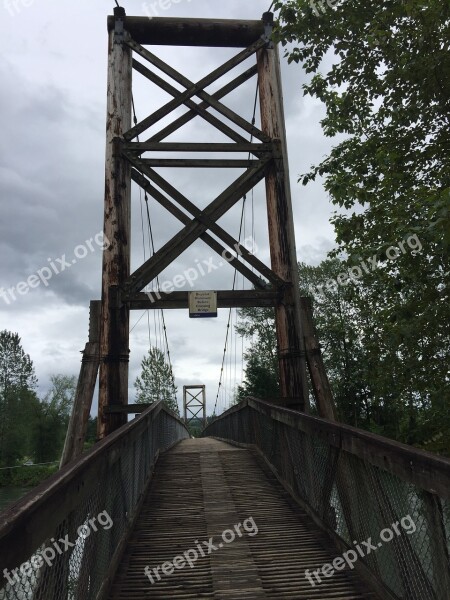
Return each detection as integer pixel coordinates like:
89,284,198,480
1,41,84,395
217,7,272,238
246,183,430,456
108,438,376,599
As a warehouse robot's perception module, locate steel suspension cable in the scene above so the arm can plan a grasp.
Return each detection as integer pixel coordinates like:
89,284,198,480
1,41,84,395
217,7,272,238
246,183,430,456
131,93,154,349
131,93,176,401
144,195,176,383
213,81,260,415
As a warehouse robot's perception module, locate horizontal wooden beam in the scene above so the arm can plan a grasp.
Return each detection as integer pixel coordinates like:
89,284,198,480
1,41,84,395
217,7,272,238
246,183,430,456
123,142,272,154
128,290,279,310
104,404,150,414
107,16,265,47
140,159,259,168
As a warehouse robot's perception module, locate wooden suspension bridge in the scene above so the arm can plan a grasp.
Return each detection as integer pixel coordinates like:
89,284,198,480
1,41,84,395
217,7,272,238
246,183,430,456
0,10,449,600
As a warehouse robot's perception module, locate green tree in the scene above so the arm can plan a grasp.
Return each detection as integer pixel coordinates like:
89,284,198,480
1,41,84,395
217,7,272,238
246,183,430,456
135,347,179,415
274,0,449,291
186,419,203,438
236,261,450,453
299,260,373,426
34,375,76,463
85,416,98,449
0,331,38,466
271,1,449,450
235,307,279,402
236,262,371,422
43,375,75,419
275,0,449,255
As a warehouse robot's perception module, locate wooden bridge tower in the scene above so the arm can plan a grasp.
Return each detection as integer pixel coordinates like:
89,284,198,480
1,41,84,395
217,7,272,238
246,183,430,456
183,385,207,430
96,8,311,438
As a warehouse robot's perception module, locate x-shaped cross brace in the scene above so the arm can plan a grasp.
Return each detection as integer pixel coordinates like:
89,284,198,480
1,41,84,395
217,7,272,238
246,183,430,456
124,35,270,143
120,32,283,298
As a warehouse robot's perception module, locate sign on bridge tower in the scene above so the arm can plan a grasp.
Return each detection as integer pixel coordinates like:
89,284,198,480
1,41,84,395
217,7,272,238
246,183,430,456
98,9,310,438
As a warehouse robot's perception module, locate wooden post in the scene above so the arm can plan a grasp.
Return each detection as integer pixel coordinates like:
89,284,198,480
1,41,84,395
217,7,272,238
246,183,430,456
257,12,309,412
98,6,132,438
300,297,338,420
60,301,101,467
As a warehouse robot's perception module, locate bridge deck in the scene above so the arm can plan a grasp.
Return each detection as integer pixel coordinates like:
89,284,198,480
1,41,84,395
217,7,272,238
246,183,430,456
108,438,376,599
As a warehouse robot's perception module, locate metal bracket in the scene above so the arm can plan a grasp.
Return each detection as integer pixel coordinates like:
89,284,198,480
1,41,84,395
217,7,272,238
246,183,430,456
109,285,123,310
279,349,307,359
272,139,284,171
262,11,275,48
101,353,130,364
114,6,126,43
276,281,295,307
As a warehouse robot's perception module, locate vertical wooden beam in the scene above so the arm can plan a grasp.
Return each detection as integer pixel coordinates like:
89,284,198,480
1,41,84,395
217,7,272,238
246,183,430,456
202,386,206,429
300,297,338,420
98,7,132,438
257,12,309,412
60,301,101,467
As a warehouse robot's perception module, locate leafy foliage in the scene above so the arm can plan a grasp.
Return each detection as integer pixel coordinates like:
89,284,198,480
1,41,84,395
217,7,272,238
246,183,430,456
262,1,449,451
85,416,98,449
135,347,179,415
186,419,203,438
237,261,450,454
0,331,38,465
0,330,37,394
0,331,79,471
34,375,76,463
274,2,449,249
235,307,279,402
0,464,58,488
275,0,449,223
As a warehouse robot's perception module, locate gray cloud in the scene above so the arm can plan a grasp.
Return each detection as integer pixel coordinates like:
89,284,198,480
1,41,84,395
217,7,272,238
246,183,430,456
0,0,336,412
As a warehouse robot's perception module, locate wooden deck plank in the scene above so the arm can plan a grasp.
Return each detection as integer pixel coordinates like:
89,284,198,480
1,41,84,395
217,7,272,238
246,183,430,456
108,438,379,599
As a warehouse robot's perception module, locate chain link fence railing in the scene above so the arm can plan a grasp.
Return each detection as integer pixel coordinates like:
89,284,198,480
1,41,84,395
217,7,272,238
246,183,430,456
0,402,189,600
203,398,450,600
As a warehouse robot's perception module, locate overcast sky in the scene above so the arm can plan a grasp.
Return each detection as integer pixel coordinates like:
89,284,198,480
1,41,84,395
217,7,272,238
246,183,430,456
0,0,336,416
